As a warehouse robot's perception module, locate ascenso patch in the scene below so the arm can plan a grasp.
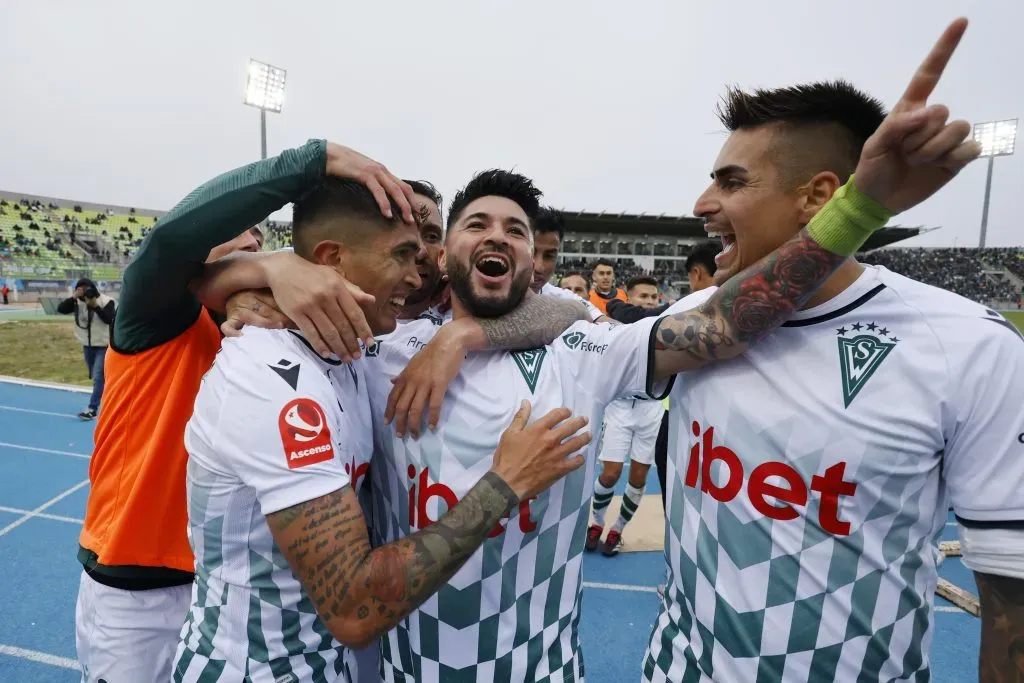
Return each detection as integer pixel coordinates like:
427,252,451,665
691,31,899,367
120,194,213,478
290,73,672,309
278,398,335,469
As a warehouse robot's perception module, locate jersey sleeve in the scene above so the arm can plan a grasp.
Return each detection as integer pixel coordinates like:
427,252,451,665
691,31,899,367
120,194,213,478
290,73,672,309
541,283,603,321
211,355,351,516
942,315,1024,526
556,316,668,406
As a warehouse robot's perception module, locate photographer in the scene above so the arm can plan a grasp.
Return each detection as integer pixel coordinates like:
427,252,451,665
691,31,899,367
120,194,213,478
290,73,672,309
57,278,116,420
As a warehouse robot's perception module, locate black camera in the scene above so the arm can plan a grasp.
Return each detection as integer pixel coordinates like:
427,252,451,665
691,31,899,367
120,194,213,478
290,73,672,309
77,285,99,300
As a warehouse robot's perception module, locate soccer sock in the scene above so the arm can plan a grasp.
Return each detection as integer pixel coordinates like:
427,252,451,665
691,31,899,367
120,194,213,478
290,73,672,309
592,480,615,527
612,484,645,534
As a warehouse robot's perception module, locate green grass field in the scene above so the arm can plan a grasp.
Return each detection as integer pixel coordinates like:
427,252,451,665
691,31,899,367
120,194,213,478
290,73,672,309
1,308,1022,388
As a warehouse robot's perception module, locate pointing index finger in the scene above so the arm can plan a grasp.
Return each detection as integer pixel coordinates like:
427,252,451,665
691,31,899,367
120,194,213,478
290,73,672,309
896,17,968,110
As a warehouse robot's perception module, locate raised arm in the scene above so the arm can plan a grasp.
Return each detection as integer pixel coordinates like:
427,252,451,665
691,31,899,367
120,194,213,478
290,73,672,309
116,140,328,352
267,402,591,649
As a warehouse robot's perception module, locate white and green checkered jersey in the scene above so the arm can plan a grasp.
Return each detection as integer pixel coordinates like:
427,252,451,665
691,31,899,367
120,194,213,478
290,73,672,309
643,265,1024,683
174,327,374,683
363,314,668,683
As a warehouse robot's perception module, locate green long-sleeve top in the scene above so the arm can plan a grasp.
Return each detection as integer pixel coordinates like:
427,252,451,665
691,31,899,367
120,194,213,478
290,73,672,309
113,139,326,353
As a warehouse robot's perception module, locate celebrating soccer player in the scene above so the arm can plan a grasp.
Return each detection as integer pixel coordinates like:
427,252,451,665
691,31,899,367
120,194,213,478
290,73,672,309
642,19,1023,683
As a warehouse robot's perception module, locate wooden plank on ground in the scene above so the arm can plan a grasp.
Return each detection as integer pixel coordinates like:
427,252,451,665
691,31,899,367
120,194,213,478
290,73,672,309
936,578,980,617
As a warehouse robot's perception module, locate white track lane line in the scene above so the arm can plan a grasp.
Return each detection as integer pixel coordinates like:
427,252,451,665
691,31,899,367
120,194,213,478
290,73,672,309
0,479,90,537
0,441,90,459
0,505,83,524
0,644,79,670
0,404,81,419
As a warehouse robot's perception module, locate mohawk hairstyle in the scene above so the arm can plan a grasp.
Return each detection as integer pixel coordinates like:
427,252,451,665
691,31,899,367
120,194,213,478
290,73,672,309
404,179,443,214
447,169,543,230
716,80,887,184
533,206,566,241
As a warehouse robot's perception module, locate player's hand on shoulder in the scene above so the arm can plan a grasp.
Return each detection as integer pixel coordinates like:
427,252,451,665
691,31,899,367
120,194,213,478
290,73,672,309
325,142,417,223
386,321,468,439
222,288,291,338
490,401,592,501
261,251,376,361
854,18,982,214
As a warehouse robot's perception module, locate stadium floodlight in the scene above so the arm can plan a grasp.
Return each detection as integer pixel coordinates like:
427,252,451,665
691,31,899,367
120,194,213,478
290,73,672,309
243,59,287,160
973,119,1017,248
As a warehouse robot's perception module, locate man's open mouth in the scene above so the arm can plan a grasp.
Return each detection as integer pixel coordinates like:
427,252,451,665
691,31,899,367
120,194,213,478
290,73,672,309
706,229,736,265
474,253,511,280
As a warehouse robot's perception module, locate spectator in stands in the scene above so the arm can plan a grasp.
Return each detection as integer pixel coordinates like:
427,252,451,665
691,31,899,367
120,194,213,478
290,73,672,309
56,278,117,420
686,240,722,292
558,273,590,298
588,258,628,314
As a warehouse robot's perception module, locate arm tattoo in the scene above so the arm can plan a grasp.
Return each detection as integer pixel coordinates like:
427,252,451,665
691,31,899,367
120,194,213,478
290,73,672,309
975,572,1024,682
655,229,845,365
267,472,517,644
479,295,589,350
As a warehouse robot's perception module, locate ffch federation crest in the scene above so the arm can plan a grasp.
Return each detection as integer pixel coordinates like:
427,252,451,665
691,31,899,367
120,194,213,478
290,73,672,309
836,322,898,408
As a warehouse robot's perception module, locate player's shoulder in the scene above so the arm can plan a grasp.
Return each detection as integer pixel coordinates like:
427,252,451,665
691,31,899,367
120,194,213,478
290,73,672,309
663,286,717,315
214,327,335,397
541,282,602,320
875,267,1022,345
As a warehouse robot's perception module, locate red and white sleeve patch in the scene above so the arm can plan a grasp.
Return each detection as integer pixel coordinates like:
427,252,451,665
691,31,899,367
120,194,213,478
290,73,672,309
278,398,335,469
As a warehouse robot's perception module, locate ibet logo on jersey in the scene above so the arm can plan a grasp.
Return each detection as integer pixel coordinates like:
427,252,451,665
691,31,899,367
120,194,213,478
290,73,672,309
836,321,898,408
686,420,858,536
278,398,335,469
407,465,538,537
561,330,608,355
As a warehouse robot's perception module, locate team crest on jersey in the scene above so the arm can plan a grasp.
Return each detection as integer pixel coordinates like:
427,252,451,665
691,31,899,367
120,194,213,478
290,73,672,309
512,348,547,393
836,322,898,408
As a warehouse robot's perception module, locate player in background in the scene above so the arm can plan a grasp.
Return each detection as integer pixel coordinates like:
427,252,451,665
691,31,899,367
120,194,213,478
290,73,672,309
587,275,667,557
531,205,605,321
588,258,628,315
174,170,595,683
559,272,591,299
74,139,413,683
684,240,721,294
642,20,1020,682
396,180,449,323
359,161,893,681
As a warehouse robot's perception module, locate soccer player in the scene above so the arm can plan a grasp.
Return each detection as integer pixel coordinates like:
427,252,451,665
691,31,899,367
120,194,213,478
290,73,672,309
685,240,721,294
397,180,449,323
559,272,590,299
588,258,628,314
174,171,597,682
362,161,891,681
74,139,412,682
531,205,605,320
641,20,1020,682
587,275,666,557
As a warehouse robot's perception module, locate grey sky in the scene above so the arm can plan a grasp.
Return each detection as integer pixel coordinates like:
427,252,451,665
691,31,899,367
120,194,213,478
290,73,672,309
1,0,1020,247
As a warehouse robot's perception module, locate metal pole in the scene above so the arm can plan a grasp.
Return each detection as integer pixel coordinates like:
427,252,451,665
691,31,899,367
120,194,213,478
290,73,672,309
979,154,994,248
260,107,268,159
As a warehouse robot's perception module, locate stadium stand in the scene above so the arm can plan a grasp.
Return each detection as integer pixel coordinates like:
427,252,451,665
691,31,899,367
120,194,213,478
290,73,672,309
2,191,1021,309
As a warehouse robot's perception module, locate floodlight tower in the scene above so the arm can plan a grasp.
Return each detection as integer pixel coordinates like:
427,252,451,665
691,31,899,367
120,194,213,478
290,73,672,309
243,59,287,160
972,119,1017,248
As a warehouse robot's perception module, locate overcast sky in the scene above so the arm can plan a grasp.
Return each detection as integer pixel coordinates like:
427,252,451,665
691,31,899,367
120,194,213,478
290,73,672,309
1,0,1021,247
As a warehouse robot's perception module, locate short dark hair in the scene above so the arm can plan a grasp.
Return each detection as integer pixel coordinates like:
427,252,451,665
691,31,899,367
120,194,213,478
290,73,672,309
447,170,542,230
685,240,722,276
592,259,615,273
292,177,407,258
560,272,590,290
625,275,659,292
404,179,443,213
716,80,886,184
533,206,565,241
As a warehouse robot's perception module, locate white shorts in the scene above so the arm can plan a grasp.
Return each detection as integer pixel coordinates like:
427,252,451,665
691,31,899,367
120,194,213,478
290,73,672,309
75,571,192,683
597,398,664,466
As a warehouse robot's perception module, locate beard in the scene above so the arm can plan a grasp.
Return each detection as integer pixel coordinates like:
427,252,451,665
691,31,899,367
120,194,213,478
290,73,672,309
447,258,531,318
403,270,444,308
